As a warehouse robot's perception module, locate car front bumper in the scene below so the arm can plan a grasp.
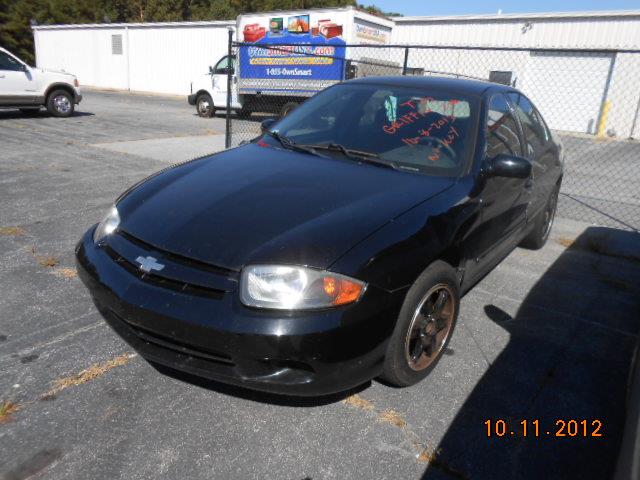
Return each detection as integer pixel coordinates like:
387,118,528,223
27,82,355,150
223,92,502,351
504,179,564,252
76,227,405,396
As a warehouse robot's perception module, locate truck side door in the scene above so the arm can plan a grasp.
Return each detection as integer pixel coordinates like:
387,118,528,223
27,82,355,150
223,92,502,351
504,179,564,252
211,55,241,109
0,51,37,105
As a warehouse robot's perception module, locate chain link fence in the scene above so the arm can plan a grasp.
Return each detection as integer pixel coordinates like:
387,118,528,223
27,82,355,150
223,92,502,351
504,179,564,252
224,41,640,231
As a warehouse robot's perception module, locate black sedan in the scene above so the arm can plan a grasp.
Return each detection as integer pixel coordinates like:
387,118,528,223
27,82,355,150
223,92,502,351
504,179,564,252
76,76,563,396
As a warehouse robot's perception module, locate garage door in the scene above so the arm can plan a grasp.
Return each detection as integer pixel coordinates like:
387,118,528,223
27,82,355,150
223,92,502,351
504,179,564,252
521,51,613,134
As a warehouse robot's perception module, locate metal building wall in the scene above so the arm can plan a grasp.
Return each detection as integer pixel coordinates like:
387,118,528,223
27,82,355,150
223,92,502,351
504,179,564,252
33,21,233,95
34,26,129,90
390,12,640,50
392,12,640,137
127,24,231,95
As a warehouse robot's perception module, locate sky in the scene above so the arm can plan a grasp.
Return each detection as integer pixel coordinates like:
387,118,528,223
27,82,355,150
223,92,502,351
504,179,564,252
369,0,640,16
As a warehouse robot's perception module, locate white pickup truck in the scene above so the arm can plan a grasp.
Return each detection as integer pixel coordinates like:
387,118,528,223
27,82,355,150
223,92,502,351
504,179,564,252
0,46,82,117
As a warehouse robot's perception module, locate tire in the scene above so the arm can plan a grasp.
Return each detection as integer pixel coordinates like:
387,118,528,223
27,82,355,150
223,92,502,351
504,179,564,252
280,102,299,118
380,261,460,387
19,107,40,115
46,89,74,117
196,93,214,118
520,184,559,250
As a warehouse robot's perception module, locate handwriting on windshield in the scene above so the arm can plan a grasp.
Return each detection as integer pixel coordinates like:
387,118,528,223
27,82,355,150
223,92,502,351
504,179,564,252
382,98,460,135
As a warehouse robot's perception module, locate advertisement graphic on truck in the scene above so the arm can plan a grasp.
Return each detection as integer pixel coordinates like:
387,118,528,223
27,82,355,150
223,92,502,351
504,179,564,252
238,13,347,82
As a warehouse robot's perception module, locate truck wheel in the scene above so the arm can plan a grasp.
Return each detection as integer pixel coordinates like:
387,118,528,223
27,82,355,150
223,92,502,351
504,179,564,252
280,102,299,117
46,90,75,117
196,93,214,118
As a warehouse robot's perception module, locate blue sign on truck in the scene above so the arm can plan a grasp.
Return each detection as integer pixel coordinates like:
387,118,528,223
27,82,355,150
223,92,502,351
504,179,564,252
238,15,347,82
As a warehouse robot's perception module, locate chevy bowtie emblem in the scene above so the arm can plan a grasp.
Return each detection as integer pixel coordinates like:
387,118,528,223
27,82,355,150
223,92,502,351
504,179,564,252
135,256,165,273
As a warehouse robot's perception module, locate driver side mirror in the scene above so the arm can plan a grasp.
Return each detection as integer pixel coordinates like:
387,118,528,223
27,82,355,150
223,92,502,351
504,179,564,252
261,117,277,133
208,66,214,75
484,153,532,179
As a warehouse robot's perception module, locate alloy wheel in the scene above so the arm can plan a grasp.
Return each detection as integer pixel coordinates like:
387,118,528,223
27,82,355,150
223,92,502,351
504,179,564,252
54,95,71,114
542,189,558,240
198,98,211,116
404,284,456,371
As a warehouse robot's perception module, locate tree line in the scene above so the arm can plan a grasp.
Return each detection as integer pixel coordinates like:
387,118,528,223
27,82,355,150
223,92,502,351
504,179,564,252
0,0,401,65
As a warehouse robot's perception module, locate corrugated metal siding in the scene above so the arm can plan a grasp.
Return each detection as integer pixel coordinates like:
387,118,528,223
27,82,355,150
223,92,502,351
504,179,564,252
391,16,640,50
35,27,129,89
34,23,232,95
128,25,230,94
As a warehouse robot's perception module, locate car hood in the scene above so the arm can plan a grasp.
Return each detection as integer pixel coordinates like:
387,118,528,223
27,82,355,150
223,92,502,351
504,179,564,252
116,143,455,271
40,68,75,78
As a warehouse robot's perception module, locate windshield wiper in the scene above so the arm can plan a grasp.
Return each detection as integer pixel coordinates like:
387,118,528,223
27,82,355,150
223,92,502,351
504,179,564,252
300,143,398,170
264,131,320,156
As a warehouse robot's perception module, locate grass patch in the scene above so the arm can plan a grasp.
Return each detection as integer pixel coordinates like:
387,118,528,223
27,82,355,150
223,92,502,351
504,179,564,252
555,236,575,248
0,401,20,423
50,267,78,279
37,256,60,268
0,226,26,236
342,394,374,411
378,409,407,428
42,353,136,399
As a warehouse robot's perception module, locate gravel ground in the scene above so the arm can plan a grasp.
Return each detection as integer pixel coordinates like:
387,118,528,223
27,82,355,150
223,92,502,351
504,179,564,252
1,90,639,480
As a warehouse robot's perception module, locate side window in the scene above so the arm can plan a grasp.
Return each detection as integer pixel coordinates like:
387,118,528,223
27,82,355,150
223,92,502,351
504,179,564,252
486,93,522,158
508,93,549,158
0,51,24,71
214,55,235,74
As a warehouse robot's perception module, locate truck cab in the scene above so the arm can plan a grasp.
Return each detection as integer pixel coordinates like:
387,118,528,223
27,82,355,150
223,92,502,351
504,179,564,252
188,52,306,119
188,54,244,118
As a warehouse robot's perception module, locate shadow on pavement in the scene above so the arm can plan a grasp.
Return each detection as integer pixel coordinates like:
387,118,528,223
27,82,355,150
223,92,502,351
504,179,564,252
422,227,640,480
0,110,94,119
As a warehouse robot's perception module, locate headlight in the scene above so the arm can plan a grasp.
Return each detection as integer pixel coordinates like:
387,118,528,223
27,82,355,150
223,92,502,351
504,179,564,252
240,265,366,310
93,206,120,244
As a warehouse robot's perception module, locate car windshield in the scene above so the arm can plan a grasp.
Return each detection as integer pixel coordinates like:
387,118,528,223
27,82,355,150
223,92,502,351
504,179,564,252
265,82,478,177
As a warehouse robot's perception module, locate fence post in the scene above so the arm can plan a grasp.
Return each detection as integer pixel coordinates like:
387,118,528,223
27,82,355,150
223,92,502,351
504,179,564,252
225,27,233,149
402,47,409,75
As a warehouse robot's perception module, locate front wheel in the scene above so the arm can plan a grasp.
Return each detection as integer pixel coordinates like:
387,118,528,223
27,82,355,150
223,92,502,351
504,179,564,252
46,90,74,117
196,93,214,118
380,261,460,387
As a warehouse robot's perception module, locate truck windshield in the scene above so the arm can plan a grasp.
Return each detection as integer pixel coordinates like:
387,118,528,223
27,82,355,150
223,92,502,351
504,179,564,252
266,83,478,177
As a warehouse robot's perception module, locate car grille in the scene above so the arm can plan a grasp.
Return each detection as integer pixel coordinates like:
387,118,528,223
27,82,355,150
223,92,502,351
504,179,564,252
112,311,235,366
104,230,237,299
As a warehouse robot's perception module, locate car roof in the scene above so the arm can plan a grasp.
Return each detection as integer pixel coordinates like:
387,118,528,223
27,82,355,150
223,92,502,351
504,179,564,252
346,75,515,97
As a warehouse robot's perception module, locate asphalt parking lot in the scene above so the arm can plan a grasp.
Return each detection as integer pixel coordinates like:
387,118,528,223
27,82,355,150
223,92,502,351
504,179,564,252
1,90,640,480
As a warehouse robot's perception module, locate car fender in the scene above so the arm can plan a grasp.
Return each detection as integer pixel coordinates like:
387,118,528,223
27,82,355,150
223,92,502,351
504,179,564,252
329,177,480,292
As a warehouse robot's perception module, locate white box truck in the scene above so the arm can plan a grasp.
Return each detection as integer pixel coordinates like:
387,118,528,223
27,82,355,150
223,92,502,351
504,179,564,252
188,6,394,118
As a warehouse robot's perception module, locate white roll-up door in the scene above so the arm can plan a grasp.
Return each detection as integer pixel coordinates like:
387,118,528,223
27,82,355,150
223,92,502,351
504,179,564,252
521,51,613,134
